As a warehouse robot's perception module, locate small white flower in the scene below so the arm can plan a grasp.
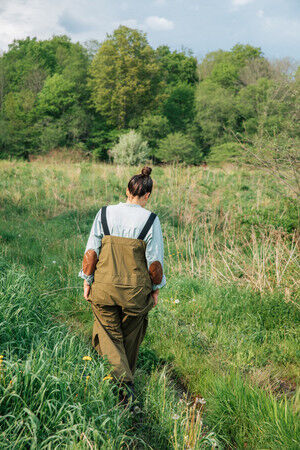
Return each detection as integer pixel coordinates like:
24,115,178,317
195,397,206,405
192,298,196,302
52,260,57,264
172,414,180,420
174,299,180,304
18,234,21,237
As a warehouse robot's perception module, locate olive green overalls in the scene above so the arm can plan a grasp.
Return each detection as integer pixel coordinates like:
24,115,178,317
88,206,157,384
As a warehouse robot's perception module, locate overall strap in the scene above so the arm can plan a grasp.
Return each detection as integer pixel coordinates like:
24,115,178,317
101,206,110,235
138,212,157,240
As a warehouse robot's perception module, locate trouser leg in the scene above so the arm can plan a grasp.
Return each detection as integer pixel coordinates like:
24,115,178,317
121,312,149,377
91,303,134,383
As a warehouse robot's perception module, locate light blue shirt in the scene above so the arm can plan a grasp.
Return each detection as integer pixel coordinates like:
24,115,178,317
78,201,167,290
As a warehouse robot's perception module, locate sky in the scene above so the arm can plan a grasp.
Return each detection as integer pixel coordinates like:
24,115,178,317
0,0,299,61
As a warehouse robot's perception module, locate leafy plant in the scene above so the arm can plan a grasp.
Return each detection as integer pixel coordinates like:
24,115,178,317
157,132,201,164
110,129,150,165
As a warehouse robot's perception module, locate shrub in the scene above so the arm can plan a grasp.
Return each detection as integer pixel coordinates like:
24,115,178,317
207,142,244,164
156,132,200,164
92,147,106,161
110,130,150,165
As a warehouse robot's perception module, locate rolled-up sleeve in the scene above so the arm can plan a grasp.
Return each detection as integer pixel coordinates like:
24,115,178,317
145,215,167,291
78,209,103,285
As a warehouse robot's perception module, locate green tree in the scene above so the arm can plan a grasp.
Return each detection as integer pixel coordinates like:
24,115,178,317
195,79,238,147
88,26,161,129
1,36,78,92
1,89,36,158
37,118,66,152
162,82,195,132
155,45,198,85
139,114,170,151
36,73,78,118
236,77,298,137
198,44,263,90
0,35,92,157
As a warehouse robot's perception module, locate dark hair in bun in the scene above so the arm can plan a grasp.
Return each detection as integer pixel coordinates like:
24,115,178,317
128,166,153,197
141,166,152,177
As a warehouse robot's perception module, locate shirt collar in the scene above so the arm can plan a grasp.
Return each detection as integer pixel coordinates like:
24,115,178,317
118,201,142,208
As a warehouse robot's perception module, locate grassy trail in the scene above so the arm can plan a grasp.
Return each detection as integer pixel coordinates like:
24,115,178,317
0,159,299,448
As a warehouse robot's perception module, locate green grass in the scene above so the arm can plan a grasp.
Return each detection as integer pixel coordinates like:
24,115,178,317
0,258,217,448
0,159,299,448
0,259,137,448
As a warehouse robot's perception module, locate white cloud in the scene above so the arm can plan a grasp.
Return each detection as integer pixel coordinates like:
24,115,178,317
0,1,175,51
257,9,264,19
144,16,174,31
0,0,66,50
0,0,126,51
232,0,254,6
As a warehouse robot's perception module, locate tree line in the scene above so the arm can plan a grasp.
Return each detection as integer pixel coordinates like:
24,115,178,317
0,26,299,165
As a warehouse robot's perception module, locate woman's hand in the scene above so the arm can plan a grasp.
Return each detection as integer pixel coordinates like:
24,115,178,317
83,280,91,301
151,288,159,307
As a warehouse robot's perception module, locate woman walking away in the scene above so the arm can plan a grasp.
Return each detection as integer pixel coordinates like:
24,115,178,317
78,166,166,409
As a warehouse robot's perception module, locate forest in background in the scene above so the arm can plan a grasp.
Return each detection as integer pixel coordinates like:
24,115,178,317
0,25,299,166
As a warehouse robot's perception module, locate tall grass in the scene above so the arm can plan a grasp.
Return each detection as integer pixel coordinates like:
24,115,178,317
0,159,299,448
1,259,219,449
0,259,140,448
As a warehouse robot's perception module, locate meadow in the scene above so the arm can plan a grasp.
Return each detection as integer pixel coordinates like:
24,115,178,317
0,157,299,449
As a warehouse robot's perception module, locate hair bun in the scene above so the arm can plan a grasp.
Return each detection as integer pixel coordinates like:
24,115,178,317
141,166,152,177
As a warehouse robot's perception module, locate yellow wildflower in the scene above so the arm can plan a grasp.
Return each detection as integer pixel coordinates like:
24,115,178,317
0,355,4,359
103,375,113,381
82,356,92,361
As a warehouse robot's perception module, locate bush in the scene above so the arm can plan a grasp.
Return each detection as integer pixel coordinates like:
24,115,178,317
110,130,150,165
156,132,200,164
207,142,244,164
92,147,106,161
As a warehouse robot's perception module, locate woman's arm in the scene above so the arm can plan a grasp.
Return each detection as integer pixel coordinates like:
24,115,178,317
78,209,103,296
145,215,167,292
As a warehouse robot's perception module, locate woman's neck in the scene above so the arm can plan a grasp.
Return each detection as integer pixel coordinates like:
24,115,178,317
126,198,143,206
